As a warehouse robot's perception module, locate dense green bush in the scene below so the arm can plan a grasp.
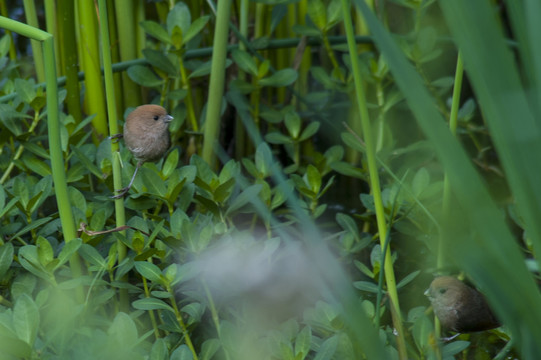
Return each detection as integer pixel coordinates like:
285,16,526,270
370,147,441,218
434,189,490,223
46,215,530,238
0,0,539,359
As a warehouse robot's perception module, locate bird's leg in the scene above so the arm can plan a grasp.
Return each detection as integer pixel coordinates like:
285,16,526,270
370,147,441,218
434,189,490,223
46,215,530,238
441,333,461,342
109,133,123,143
111,160,142,199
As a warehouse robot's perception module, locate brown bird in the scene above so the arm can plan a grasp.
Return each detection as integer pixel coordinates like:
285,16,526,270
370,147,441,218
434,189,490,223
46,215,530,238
111,105,173,198
425,276,500,333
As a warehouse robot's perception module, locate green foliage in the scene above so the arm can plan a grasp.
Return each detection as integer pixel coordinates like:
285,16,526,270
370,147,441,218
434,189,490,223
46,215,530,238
0,0,534,359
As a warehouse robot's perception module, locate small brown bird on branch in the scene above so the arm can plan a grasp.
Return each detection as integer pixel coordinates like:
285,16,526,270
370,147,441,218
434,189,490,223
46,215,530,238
425,276,500,333
111,105,173,198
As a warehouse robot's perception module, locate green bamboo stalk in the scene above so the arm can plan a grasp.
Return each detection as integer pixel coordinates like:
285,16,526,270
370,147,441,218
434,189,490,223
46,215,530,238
97,0,129,311
77,0,108,139
44,0,60,75
23,0,45,82
114,0,142,108
340,1,407,359
135,0,145,58
107,0,124,119
202,0,232,168
43,35,83,277
57,0,82,124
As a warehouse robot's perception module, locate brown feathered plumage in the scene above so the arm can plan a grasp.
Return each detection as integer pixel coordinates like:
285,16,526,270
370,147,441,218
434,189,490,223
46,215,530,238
112,105,173,198
425,276,500,333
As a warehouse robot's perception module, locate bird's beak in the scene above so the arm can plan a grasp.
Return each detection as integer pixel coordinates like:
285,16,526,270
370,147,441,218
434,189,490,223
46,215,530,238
424,288,430,297
164,115,173,123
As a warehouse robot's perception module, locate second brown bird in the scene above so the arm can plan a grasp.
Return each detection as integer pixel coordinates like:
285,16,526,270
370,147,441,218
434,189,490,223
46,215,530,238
425,276,500,333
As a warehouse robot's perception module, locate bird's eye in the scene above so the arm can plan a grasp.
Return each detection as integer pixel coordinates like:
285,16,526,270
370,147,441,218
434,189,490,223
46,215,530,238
153,115,159,121
438,288,447,294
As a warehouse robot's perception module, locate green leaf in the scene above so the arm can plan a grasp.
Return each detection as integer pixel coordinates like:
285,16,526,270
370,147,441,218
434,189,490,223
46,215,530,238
135,261,163,283
305,165,322,194
353,281,380,293
214,177,236,204
307,0,327,30
232,49,258,76
0,34,10,58
411,167,429,197
70,145,101,179
265,132,293,145
327,0,343,28
284,111,301,139
167,2,191,36
200,338,220,360
442,340,471,357
78,243,107,269
36,236,53,266
259,68,298,87
0,243,14,279
11,217,53,240
170,345,193,360
330,161,365,180
127,65,164,87
411,314,433,352
21,155,51,177
258,59,270,78
184,15,210,44
255,142,273,177
397,270,420,289
108,312,138,347
140,20,171,44
14,78,36,104
225,184,262,216
56,238,82,269
140,167,167,197
336,213,360,242
150,338,168,360
313,334,338,360
143,49,178,76
162,148,179,178
132,297,175,313
298,121,320,142
13,294,39,345
295,326,312,358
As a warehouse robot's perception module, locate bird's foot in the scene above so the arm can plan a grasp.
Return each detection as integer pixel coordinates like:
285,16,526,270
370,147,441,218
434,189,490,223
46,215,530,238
110,186,131,199
109,134,123,143
441,333,461,342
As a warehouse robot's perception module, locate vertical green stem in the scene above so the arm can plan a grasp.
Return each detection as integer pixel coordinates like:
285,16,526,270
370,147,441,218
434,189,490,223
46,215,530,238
97,0,128,311
178,55,198,131
44,36,84,281
77,0,108,140
23,0,45,82
57,0,82,124
202,0,232,168
341,1,407,359
167,284,199,360
44,0,60,75
114,0,142,109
